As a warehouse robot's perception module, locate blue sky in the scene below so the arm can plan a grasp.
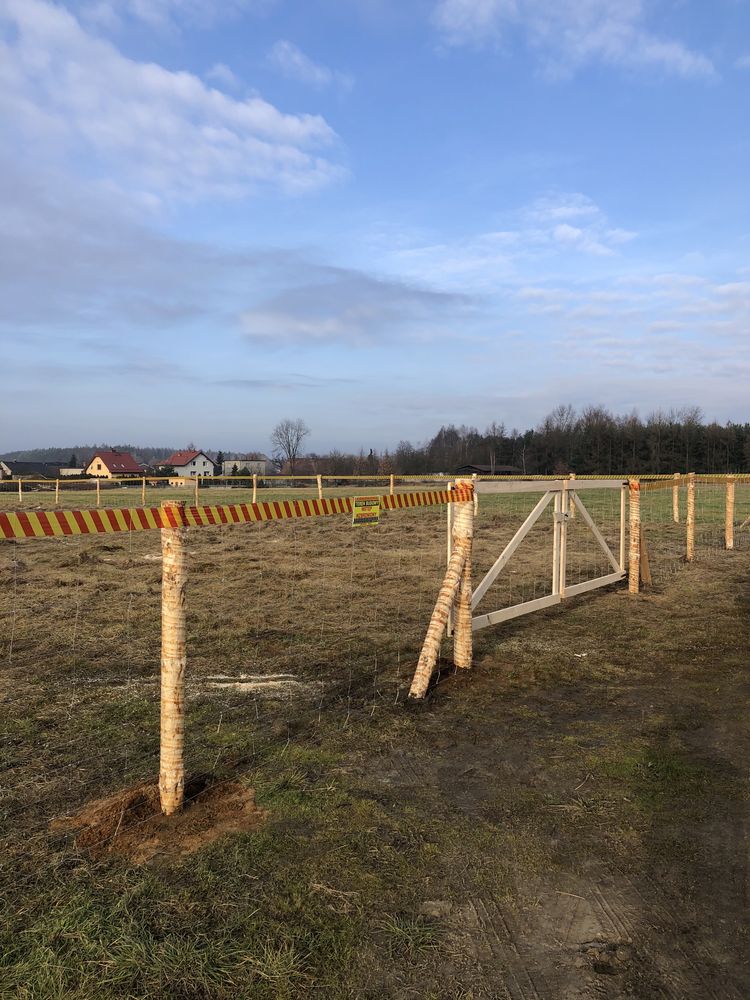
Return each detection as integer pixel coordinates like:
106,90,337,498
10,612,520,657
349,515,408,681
1,0,748,454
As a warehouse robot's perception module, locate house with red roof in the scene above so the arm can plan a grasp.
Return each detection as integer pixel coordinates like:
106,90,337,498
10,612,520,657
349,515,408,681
85,450,141,479
164,450,215,478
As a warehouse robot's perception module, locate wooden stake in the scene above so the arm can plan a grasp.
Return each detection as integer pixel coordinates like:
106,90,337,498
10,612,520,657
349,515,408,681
159,501,187,816
452,479,474,670
389,473,395,496
96,478,100,507
672,472,680,523
725,475,735,550
317,474,323,500
686,472,695,562
142,476,146,505
559,480,569,597
18,479,22,503
446,482,454,638
55,479,60,505
194,476,199,507
628,479,640,594
639,525,652,587
568,472,576,519
252,474,258,504
552,491,562,595
619,482,627,571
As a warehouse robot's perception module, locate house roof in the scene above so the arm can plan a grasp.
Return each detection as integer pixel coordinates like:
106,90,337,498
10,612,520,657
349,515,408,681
1,460,61,478
87,450,141,474
165,450,210,467
454,464,521,475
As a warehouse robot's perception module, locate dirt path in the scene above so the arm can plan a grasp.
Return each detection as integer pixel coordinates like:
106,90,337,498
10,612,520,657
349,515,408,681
359,548,750,998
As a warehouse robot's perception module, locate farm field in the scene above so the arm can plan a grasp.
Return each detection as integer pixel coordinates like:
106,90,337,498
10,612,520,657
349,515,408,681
1,490,749,998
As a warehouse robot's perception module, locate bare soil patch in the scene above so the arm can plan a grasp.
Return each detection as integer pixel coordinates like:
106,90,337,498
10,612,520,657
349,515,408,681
51,775,267,864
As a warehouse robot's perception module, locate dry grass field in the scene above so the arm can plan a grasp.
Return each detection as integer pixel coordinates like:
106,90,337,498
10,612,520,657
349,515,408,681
1,485,749,998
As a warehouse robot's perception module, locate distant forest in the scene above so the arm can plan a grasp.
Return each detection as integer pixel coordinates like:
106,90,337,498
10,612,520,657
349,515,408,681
3,406,750,475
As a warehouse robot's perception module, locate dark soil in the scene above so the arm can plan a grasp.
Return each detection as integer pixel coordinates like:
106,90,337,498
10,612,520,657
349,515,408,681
51,776,267,863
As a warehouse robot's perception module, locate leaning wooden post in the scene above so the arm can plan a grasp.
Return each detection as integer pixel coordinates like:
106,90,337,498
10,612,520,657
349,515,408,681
409,483,473,698
317,474,323,500
141,476,146,505
686,472,696,562
389,473,395,496
96,478,101,507
725,475,735,550
628,479,641,594
452,479,474,670
568,472,576,519
159,501,188,816
672,473,680,523
252,474,258,504
55,479,60,505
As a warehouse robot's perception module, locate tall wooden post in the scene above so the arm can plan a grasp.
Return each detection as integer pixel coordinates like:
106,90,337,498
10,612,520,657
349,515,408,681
628,479,640,594
317,474,323,500
194,476,199,507
96,478,101,507
568,472,576,519
159,501,187,816
725,475,735,551
252,474,258,504
141,476,146,505
55,479,60,505
453,479,474,670
389,473,395,496
619,482,627,571
552,490,562,595
672,473,680,523
686,472,696,562
18,480,22,503
559,479,569,597
409,483,474,698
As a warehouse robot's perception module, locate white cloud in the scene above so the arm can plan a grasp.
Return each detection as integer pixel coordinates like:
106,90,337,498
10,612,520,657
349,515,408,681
267,40,353,90
432,0,715,79
205,63,241,90
0,0,342,201
735,53,750,70
78,0,269,31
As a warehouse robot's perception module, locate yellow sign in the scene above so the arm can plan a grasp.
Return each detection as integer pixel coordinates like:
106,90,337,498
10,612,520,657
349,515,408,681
352,495,381,526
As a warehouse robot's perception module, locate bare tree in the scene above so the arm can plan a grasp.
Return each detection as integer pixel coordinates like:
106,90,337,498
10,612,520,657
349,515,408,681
270,418,310,475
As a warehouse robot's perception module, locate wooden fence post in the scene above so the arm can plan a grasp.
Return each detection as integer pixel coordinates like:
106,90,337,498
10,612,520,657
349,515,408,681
317,474,323,500
252,474,258,504
389,473,395,496
55,479,60,505
725,475,735,551
194,476,199,507
142,476,146,505
159,501,187,816
18,480,22,503
686,472,696,562
409,483,474,698
453,479,474,670
619,481,627,571
568,472,576,519
672,473,680,523
96,478,100,507
628,479,640,594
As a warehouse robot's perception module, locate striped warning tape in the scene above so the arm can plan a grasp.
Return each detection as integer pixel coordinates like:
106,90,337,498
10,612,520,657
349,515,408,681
0,487,474,541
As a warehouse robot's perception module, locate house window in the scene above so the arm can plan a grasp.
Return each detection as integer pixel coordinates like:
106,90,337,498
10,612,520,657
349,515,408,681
97,463,102,470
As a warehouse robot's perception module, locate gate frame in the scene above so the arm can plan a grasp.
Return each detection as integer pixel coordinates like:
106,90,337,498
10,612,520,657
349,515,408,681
469,479,627,633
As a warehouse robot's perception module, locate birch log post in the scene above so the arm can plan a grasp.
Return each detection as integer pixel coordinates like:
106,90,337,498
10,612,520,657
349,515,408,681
725,476,735,551
628,479,640,594
194,476,199,507
159,501,188,816
96,478,100,507
686,472,696,562
409,484,474,698
55,479,60,505
252,474,258,504
141,476,146,505
672,473,680,523
317,474,323,500
18,479,22,503
452,479,474,670
389,473,395,496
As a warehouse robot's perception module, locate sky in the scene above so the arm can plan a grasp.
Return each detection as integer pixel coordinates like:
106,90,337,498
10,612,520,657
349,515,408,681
1,0,749,454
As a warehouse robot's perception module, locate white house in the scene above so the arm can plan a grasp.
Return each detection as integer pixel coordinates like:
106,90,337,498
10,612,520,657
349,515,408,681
164,450,215,477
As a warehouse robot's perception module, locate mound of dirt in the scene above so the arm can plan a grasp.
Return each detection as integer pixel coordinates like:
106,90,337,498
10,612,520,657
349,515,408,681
51,775,267,864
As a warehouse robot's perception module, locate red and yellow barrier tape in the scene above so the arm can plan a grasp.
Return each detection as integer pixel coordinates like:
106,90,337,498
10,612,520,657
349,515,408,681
0,487,473,541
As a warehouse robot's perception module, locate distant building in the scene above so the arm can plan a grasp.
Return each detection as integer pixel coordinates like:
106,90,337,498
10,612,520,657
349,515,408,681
59,467,84,477
164,450,215,478
85,450,141,479
454,464,521,477
0,460,61,479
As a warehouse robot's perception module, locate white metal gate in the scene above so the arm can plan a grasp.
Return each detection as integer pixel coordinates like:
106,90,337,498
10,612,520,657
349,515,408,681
451,479,627,633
